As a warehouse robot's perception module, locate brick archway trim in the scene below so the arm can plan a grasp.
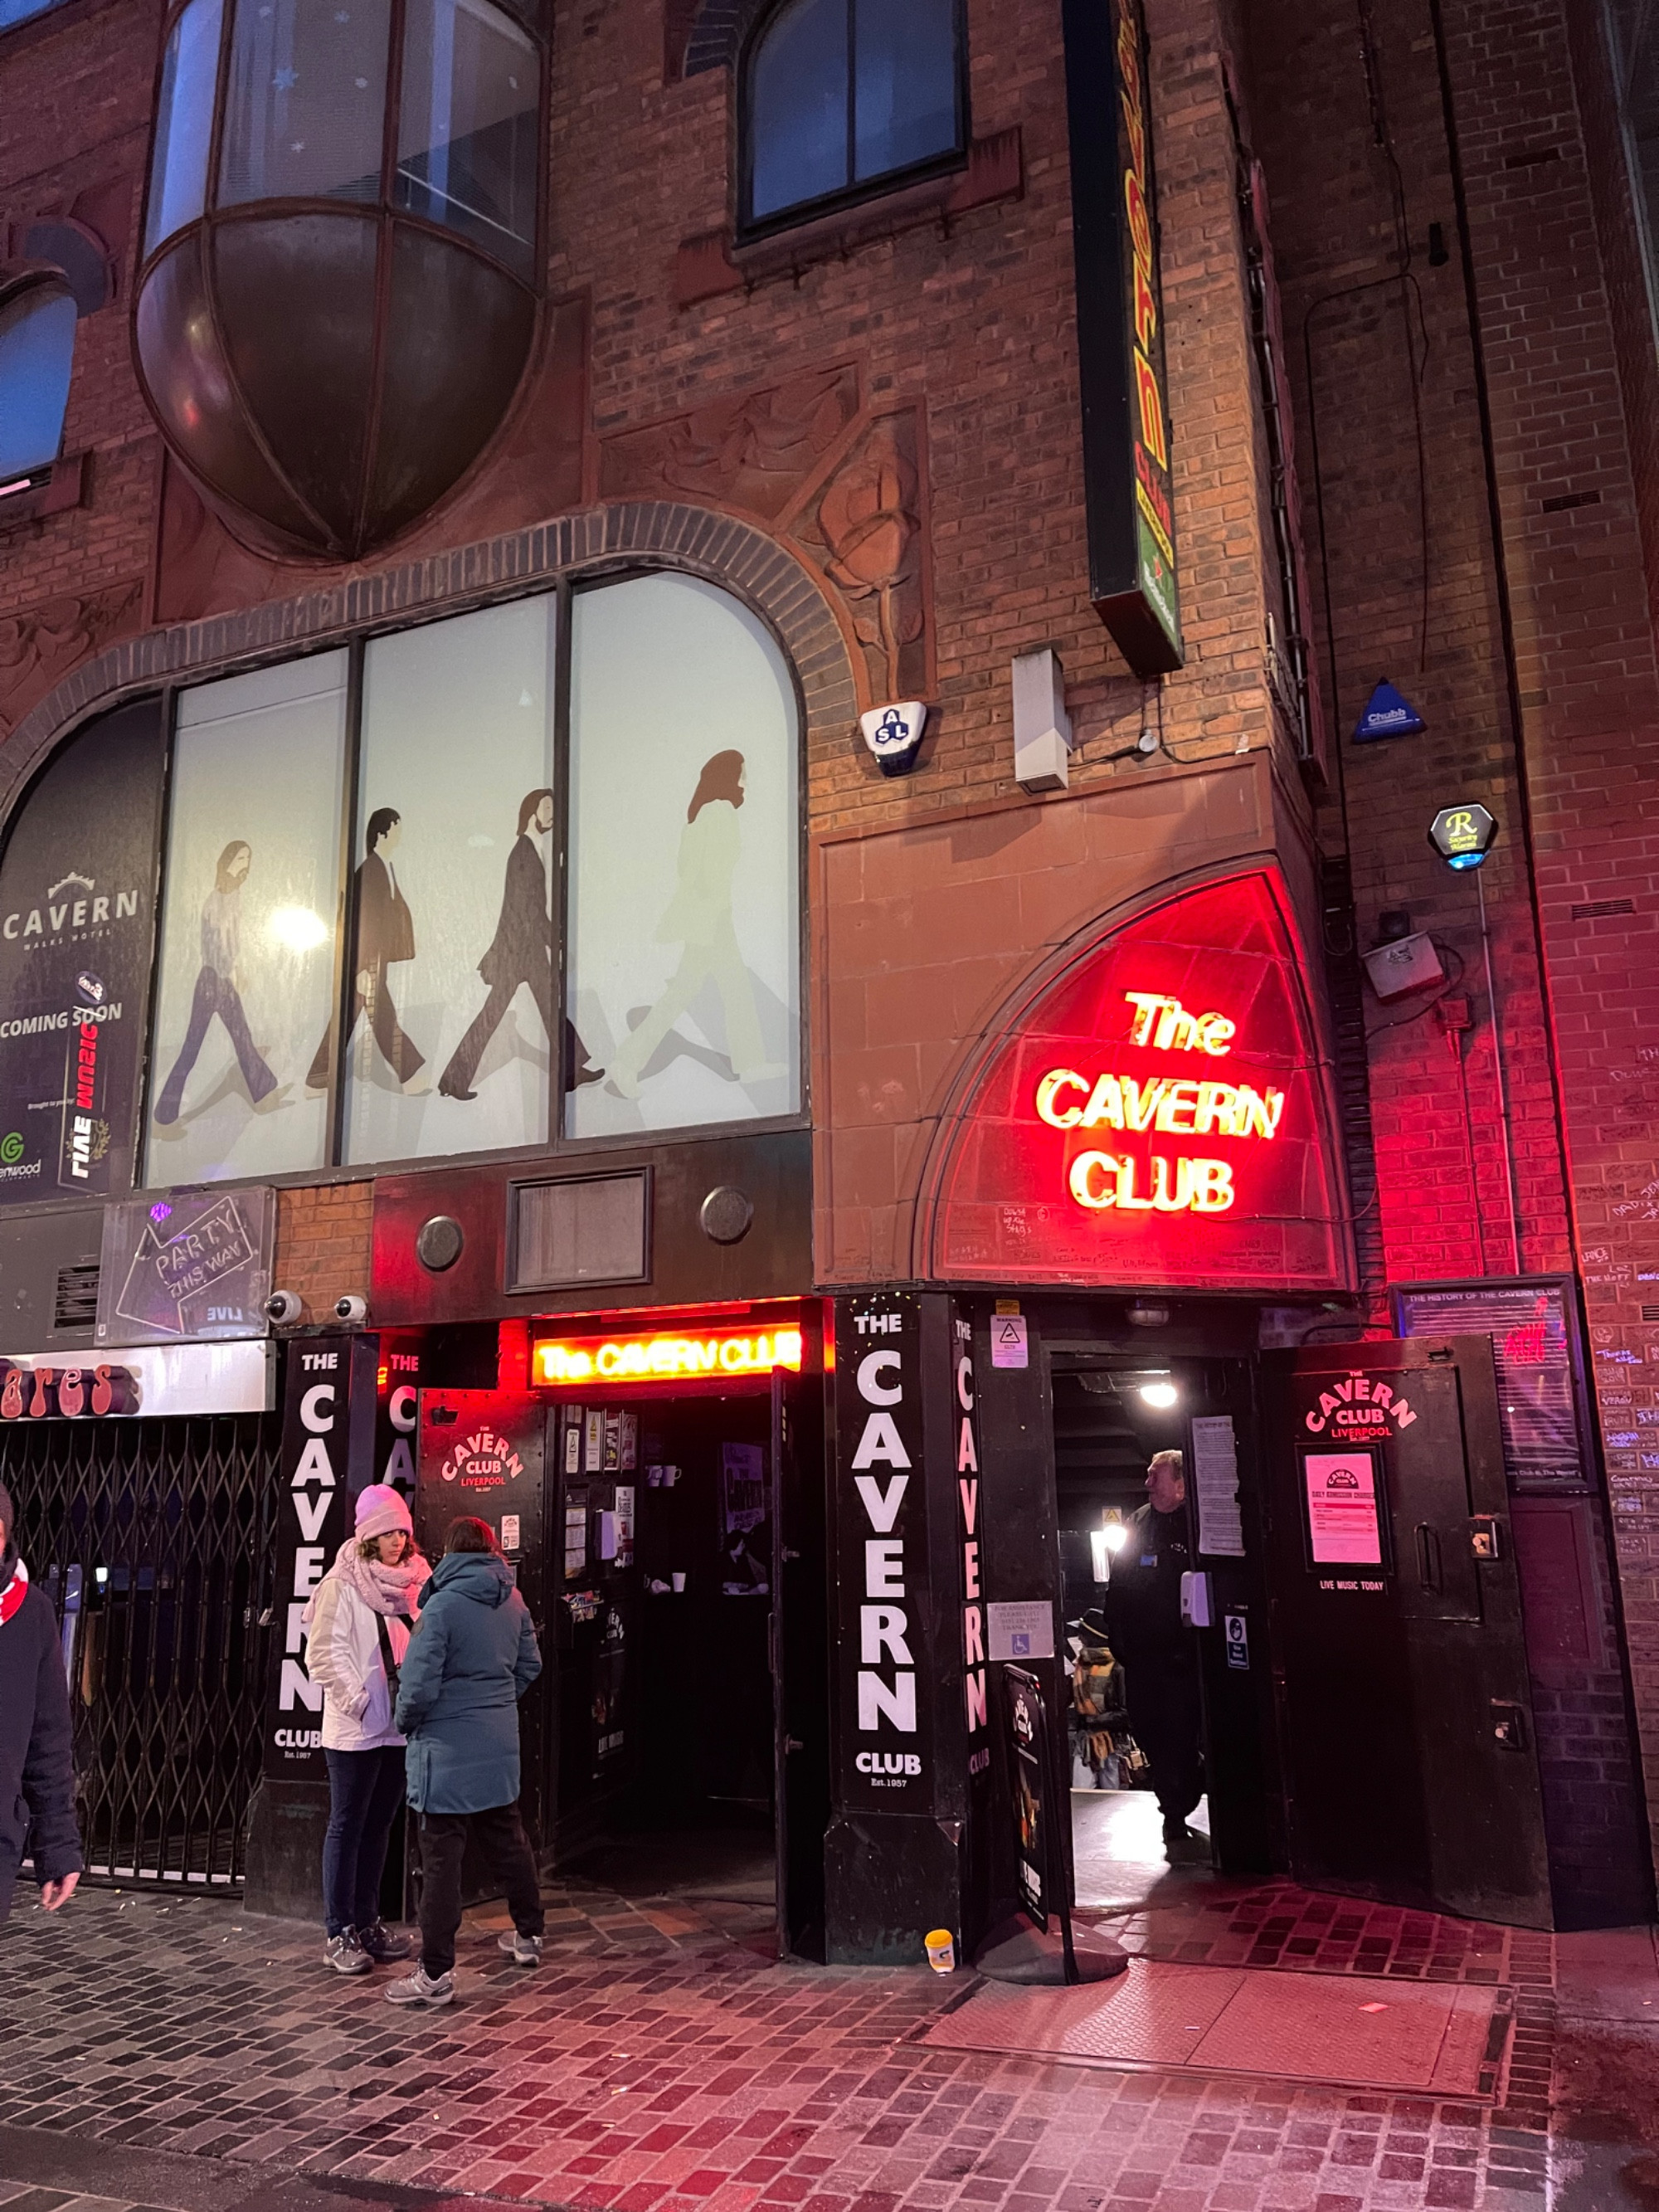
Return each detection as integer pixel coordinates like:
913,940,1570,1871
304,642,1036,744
0,499,859,820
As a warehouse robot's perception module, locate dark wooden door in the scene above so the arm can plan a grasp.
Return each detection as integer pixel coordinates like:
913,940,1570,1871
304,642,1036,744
1261,1337,1552,1927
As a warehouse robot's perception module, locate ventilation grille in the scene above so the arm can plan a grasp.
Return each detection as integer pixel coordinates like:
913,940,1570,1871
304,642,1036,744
1642,1305,1659,1323
511,1172,649,1292
53,1263,100,1331
1570,899,1635,921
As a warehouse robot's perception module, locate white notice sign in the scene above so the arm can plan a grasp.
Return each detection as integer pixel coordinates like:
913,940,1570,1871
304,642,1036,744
987,1599,1054,1660
1304,1450,1384,1565
1191,1414,1245,1557
990,1314,1029,1368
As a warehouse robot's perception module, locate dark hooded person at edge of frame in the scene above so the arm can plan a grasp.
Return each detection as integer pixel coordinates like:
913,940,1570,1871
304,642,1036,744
387,1517,545,2006
1103,1449,1207,1858
0,1479,84,1925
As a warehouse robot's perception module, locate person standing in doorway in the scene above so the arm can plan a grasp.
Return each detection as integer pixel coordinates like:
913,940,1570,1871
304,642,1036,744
308,808,428,1096
0,1479,83,1925
153,840,280,1126
440,788,598,1100
299,1484,428,1975
387,1517,545,2006
1104,1449,1206,1856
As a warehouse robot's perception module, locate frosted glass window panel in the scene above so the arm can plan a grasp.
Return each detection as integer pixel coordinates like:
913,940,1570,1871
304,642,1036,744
219,0,391,208
853,0,959,184
0,286,75,480
0,0,71,23
145,650,348,1186
747,0,849,221
342,593,557,1166
397,0,538,277
144,0,225,254
567,574,800,1140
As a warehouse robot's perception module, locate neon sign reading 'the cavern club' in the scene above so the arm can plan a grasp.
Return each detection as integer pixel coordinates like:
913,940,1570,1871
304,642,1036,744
1034,989,1285,1215
928,871,1349,1291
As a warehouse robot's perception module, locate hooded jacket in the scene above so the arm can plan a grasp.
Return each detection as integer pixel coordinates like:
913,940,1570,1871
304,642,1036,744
394,1551,542,1815
0,1546,84,1922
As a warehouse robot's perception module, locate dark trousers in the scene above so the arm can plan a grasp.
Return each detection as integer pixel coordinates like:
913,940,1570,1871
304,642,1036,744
1124,1652,1204,1825
309,962,423,1089
441,962,591,1094
154,967,276,1123
322,1746,407,1937
416,1801,543,1977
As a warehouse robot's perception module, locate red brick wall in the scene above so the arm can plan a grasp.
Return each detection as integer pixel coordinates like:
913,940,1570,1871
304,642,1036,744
1245,0,1659,1883
273,1182,375,1329
0,0,162,737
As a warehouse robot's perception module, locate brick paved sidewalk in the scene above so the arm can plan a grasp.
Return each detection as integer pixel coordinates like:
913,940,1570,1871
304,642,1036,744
1,1883,1559,2212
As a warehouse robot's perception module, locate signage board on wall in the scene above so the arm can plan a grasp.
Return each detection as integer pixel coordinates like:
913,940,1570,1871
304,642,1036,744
265,1334,378,1779
1394,1279,1590,1493
832,1293,932,1810
1062,0,1183,675
0,701,166,1206
96,1184,275,1346
932,871,1349,1291
0,1338,270,1418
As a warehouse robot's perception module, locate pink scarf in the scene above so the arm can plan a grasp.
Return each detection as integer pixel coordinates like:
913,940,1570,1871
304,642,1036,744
301,1537,427,1631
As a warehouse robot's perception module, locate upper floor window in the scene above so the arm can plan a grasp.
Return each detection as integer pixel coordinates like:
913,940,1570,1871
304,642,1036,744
0,0,71,28
0,281,75,483
145,0,541,277
1606,2,1659,339
742,0,965,233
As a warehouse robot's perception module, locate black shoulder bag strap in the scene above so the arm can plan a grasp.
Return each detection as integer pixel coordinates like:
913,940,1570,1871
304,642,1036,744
375,1612,413,1700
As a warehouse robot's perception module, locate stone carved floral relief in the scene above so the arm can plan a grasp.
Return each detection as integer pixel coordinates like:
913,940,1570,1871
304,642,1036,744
599,366,932,707
0,579,144,741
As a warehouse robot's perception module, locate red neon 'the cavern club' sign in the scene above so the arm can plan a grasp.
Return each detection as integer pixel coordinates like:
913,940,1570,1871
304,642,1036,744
928,871,1350,1291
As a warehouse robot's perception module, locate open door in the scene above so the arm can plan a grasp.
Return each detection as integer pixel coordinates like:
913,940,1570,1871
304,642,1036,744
1262,1336,1552,1927
771,1359,830,1961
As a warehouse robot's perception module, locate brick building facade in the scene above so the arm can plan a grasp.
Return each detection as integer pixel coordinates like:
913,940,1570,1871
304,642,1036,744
0,0,1654,1948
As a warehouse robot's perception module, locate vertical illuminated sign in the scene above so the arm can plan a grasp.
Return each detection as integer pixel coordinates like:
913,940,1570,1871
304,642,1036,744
1063,0,1183,675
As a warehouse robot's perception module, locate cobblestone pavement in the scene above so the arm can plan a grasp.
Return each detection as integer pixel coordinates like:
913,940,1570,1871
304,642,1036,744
0,1879,1565,2212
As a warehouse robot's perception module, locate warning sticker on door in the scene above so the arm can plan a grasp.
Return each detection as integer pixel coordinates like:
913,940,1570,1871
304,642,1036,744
1303,1449,1384,1565
991,1315,1029,1368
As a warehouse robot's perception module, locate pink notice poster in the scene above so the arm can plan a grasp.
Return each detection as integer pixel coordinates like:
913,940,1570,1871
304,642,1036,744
1303,1450,1384,1566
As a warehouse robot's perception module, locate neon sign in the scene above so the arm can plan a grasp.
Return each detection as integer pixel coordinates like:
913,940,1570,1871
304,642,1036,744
929,870,1350,1292
534,1325,802,1386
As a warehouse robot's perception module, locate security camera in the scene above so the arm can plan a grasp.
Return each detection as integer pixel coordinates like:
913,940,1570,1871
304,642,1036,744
334,1294,368,1325
265,1289,303,1326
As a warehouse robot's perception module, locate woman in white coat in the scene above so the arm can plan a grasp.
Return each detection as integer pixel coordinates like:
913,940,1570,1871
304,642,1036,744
301,1484,429,1974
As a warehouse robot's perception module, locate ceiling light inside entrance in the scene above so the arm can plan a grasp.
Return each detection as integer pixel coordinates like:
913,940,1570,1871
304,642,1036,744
1139,1379,1178,1408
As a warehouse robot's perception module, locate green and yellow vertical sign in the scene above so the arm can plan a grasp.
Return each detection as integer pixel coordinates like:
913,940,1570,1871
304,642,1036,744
1063,0,1184,675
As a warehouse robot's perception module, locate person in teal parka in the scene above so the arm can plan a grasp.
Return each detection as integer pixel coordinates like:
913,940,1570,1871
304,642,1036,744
386,1515,546,2006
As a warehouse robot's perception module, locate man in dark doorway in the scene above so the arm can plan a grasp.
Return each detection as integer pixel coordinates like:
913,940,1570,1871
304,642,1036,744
440,787,598,1100
308,808,427,1095
1105,1448,1205,1857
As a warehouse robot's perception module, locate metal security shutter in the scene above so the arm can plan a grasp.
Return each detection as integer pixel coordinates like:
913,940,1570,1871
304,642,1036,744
4,1410,281,1890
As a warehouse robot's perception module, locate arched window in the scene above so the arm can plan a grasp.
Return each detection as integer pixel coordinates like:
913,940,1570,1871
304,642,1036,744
0,282,76,483
742,0,965,231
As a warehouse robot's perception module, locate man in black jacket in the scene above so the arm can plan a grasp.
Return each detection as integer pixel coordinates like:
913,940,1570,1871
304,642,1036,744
1104,1449,1206,1857
0,1479,83,1923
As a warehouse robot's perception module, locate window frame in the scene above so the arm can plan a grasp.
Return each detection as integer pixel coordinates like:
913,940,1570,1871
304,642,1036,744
121,567,810,1201
1603,0,1659,353
735,0,971,243
138,0,549,291
0,276,78,488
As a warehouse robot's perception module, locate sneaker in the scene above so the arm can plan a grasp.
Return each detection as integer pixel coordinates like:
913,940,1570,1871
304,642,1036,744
385,1965,455,2007
497,1929,543,1966
325,1929,372,1976
358,1919,414,1963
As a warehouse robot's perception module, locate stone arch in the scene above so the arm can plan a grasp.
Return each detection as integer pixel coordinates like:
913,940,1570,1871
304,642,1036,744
0,499,859,822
